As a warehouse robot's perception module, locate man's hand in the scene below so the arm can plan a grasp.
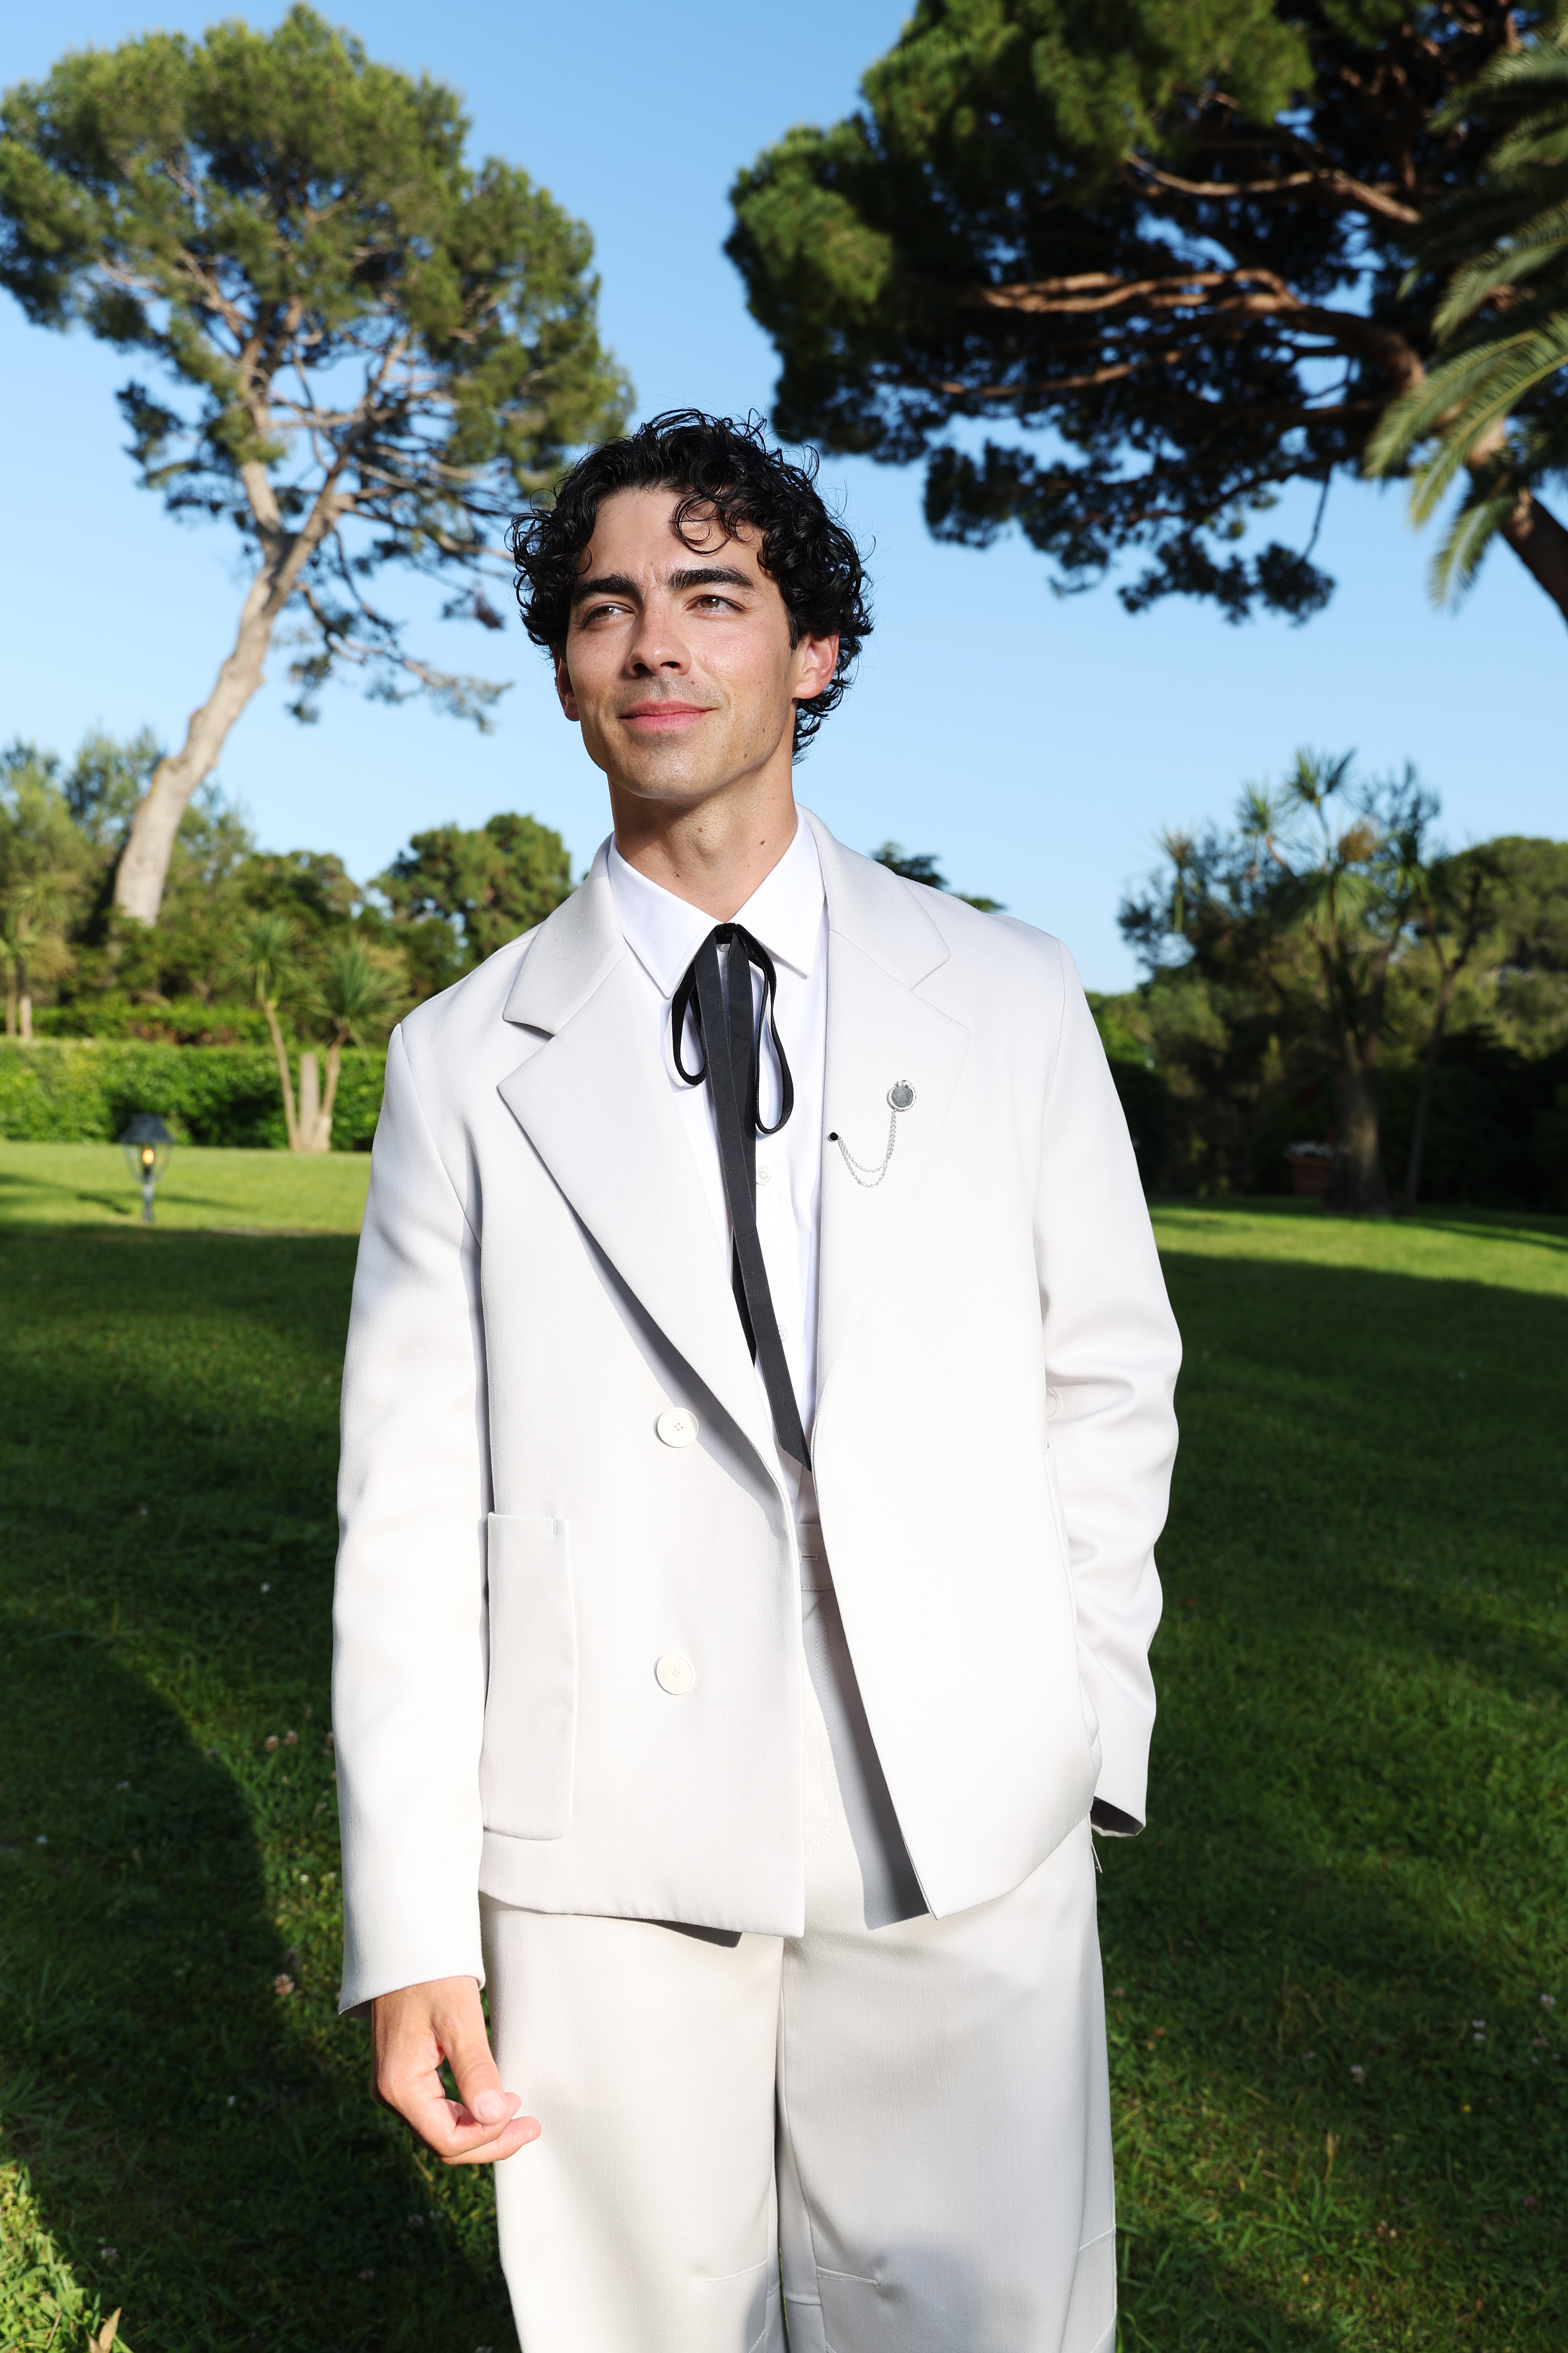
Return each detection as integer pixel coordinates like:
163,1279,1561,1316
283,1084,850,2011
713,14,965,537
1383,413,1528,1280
372,1975,540,2165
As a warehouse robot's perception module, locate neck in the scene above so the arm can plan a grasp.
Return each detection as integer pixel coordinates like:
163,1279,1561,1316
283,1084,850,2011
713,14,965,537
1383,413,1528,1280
608,767,799,920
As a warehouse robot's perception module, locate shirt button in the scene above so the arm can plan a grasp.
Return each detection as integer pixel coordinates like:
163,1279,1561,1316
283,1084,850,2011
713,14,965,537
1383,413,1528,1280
656,1408,699,1448
756,1165,773,1185
655,1653,696,1695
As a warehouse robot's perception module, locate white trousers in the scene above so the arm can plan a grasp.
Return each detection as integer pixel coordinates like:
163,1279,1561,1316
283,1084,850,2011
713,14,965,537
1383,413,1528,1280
482,1669,1116,2353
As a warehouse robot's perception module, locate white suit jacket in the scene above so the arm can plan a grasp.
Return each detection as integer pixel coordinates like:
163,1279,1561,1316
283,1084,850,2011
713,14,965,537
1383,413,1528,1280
333,812,1181,2012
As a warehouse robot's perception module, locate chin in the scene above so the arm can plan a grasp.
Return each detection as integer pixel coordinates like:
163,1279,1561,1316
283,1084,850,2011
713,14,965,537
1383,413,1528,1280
619,757,728,802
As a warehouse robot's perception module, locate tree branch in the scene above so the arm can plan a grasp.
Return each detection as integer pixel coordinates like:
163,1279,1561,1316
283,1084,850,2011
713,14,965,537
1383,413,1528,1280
965,268,1426,391
971,267,1262,316
1127,158,1423,226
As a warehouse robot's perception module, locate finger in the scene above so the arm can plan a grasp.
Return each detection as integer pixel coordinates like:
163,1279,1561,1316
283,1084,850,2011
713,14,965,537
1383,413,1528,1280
371,1979,540,2163
438,2103,542,2166
435,1984,527,2135
380,2063,539,2163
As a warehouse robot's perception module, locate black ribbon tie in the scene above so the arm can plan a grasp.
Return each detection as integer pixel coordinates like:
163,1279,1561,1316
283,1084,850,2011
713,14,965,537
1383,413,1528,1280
671,924,810,1469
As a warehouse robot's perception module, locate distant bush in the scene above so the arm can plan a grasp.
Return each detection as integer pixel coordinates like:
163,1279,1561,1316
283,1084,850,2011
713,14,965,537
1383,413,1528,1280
35,992,278,1045
0,1041,385,1150
1088,992,1568,1210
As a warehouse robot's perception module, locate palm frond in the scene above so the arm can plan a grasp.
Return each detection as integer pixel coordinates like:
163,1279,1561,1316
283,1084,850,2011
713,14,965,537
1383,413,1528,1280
1429,486,1521,604
1234,783,1276,840
1367,293,1568,606
1431,25,1568,134
1367,341,1532,475
1435,200,1568,336
1404,321,1568,516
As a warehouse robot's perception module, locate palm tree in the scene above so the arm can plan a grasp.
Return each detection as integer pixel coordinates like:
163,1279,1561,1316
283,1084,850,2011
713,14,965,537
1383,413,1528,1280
229,913,304,1149
1243,755,1434,1215
296,941,402,1152
1123,753,1436,1213
0,870,79,1040
0,764,90,1037
1367,19,1568,610
2,907,70,1040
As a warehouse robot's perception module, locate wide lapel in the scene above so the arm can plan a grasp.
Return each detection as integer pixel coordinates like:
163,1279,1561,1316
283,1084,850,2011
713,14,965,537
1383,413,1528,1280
809,814,970,1414
496,860,781,1477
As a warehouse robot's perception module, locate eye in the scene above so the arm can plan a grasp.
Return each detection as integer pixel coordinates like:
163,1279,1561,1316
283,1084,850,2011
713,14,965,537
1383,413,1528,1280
579,600,627,626
692,593,742,613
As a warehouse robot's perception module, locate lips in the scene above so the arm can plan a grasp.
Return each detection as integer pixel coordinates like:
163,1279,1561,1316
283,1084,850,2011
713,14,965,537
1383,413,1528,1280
619,701,712,730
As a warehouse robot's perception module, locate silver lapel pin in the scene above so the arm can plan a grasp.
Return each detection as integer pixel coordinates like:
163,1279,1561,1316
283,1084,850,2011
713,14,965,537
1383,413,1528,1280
828,1081,916,1188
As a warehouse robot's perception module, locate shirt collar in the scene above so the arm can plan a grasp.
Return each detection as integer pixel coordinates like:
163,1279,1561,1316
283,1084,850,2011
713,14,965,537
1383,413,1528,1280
607,811,825,1001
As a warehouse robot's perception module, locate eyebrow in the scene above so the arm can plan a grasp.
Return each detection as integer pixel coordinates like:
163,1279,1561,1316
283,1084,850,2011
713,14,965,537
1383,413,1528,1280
571,564,757,606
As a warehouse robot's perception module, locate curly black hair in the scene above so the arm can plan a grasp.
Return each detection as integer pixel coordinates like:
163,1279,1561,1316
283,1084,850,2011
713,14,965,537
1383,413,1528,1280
509,409,871,755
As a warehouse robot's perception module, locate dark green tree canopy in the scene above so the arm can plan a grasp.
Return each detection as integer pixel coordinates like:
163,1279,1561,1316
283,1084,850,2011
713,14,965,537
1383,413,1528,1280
0,6,627,920
872,839,1003,909
376,812,573,970
1120,749,1440,1210
730,0,1568,625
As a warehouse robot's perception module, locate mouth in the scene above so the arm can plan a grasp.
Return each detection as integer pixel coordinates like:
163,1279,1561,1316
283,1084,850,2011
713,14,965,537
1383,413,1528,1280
619,701,712,732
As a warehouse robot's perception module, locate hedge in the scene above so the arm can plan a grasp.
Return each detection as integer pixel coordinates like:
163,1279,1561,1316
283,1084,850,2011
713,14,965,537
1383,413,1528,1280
0,1041,386,1150
1098,1036,1568,1209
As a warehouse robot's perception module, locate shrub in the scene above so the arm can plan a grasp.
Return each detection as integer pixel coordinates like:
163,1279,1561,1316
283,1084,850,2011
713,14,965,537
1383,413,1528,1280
0,1041,385,1150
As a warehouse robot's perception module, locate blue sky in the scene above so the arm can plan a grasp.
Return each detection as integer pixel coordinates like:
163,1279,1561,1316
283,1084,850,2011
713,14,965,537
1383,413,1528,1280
2,0,1564,990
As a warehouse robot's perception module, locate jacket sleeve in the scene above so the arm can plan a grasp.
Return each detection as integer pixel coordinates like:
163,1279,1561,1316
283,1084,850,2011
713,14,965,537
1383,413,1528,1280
332,1024,490,2012
1034,943,1181,1831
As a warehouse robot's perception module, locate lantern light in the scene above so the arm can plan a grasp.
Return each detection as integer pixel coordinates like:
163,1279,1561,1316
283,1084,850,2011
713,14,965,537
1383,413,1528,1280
118,1113,175,1225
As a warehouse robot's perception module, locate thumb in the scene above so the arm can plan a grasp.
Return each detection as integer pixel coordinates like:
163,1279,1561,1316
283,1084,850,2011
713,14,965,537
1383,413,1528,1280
438,1986,515,2127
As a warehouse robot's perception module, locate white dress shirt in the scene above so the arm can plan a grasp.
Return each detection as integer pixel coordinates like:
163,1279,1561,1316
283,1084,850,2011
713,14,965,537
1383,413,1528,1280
607,813,924,1926
608,814,827,1529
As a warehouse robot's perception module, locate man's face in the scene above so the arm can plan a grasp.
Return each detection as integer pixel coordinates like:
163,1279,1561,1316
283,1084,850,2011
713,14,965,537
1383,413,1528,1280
553,487,837,809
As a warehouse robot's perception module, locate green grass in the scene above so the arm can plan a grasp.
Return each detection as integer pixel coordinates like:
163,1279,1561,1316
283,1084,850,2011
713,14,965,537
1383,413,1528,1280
1108,1201,1568,2350
0,1141,370,1233
0,1180,1563,2351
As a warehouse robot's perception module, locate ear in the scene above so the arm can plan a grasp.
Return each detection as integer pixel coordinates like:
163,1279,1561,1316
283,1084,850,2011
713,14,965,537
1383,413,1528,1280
791,631,840,707
553,646,581,724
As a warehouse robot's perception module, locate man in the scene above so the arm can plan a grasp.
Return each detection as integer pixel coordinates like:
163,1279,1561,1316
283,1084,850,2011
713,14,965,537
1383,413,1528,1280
333,409,1180,2353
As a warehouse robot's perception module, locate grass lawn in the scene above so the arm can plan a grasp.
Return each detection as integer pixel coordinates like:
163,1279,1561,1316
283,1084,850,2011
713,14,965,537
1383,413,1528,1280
0,1180,1563,2351
0,1142,370,1234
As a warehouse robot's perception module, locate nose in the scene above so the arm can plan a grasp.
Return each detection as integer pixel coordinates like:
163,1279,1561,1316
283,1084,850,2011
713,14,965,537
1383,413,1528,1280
625,595,690,678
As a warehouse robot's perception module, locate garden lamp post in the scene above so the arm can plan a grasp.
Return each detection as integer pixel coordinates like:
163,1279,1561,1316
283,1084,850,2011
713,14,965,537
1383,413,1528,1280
118,1113,175,1225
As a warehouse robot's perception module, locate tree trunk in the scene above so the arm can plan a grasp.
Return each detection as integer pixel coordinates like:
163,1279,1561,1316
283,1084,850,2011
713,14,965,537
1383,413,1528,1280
113,466,347,924
1327,1049,1389,1215
1498,487,1568,630
112,564,279,925
320,1036,344,1140
297,1050,334,1153
19,986,33,1043
295,1040,343,1151
260,996,301,1151
1461,425,1568,630
4,982,15,1037
1403,967,1459,1211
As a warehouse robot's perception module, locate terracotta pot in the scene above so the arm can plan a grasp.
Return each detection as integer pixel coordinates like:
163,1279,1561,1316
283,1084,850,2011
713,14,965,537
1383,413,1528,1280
1286,1152,1334,1197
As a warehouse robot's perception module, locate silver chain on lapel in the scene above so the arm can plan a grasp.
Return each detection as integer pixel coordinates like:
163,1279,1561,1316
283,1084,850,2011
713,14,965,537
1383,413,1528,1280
828,1081,916,1188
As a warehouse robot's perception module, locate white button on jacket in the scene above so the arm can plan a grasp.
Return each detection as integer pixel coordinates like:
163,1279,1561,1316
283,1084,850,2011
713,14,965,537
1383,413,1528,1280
332,813,1181,2010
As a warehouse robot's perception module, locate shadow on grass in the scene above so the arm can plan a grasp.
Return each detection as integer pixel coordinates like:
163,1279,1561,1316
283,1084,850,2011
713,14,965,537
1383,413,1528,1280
0,1232,512,2353
0,1168,320,1228
0,1164,140,1220
1154,1197,1568,1247
2,1232,1566,2351
1404,1208,1568,1252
